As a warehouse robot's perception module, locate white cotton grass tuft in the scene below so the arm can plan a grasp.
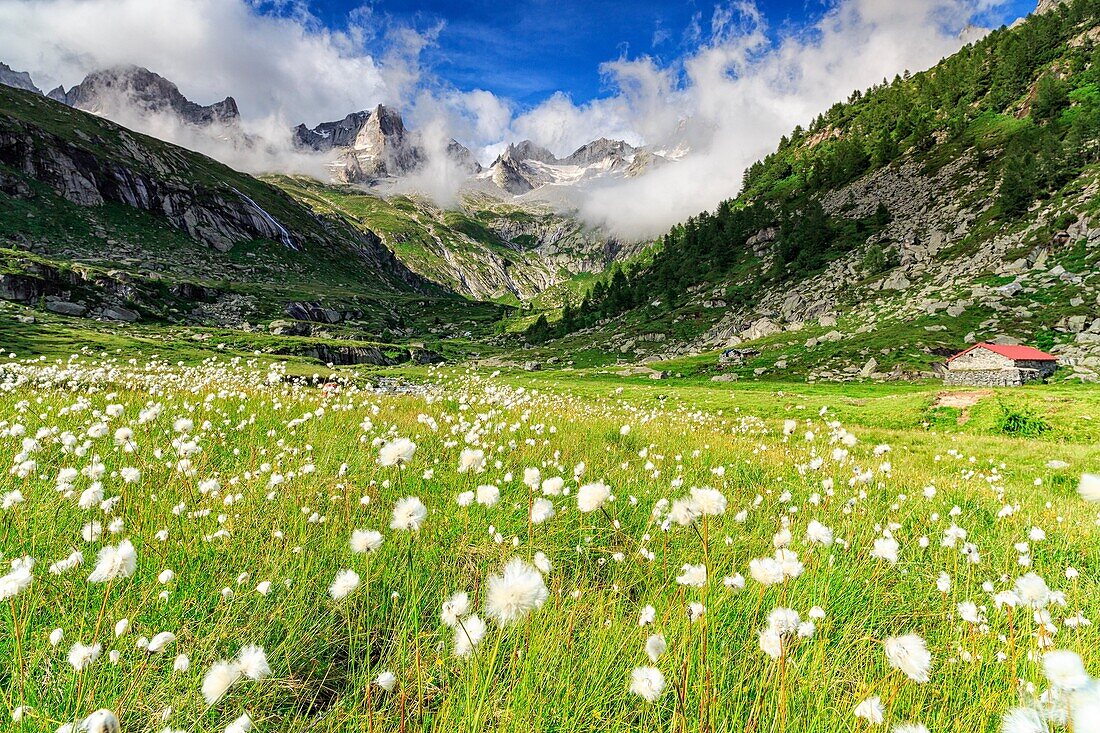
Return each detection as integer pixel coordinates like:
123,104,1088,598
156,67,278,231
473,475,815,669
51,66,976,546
676,563,707,587
351,529,383,553
79,708,120,733
329,569,361,600
376,670,397,691
530,498,555,524
884,634,932,683
378,437,416,466
1001,707,1046,733
1078,473,1100,502
688,487,726,515
484,557,549,626
236,645,271,680
453,613,487,658
645,634,666,663
224,713,252,733
441,592,470,627
629,666,666,702
0,559,33,598
476,484,500,507
576,481,611,513
87,539,137,583
853,696,885,724
1014,573,1051,609
390,496,427,532
67,641,102,671
145,631,176,653
202,660,243,704
1043,650,1090,690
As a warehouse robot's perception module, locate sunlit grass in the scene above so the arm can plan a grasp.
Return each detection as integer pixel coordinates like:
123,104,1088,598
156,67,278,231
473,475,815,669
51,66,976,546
0,357,1097,732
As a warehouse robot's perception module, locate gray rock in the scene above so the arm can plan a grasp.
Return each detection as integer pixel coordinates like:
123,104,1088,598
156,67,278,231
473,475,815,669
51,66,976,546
45,298,86,316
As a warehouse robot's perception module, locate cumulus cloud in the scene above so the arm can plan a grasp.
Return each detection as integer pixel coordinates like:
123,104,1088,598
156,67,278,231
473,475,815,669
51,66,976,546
529,0,1015,238
0,0,1020,238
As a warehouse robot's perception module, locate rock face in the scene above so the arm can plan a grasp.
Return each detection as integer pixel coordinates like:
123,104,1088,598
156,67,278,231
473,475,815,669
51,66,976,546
293,105,480,184
1037,0,1068,13
0,62,41,95
48,66,239,127
0,121,290,252
0,82,434,305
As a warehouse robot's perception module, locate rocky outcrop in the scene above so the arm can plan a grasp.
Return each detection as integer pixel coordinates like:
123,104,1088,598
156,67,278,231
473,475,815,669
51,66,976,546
0,62,40,95
48,66,239,127
0,103,295,252
294,105,480,184
561,138,634,167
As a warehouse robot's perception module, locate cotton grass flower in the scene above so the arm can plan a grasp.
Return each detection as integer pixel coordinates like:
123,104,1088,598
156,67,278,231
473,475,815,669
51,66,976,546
376,670,397,691
893,724,929,733
1001,707,1045,733
351,529,383,553
454,613,487,658
1043,650,1090,690
203,660,243,704
689,487,726,515
530,498,555,524
576,481,611,513
884,634,932,683
1078,473,1100,502
485,557,548,626
645,634,667,663
629,666,665,702
853,696,885,724
67,641,102,671
457,448,485,473
237,645,270,680
1015,573,1052,609
79,709,120,733
390,496,427,532
88,539,137,583
378,437,416,466
0,562,33,600
224,713,252,733
146,632,176,653
329,569,361,600
476,484,500,507
676,563,707,587
441,592,470,627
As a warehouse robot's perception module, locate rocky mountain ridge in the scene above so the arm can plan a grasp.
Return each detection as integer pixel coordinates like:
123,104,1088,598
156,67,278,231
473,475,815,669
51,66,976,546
292,104,480,184
0,62,681,204
47,65,240,127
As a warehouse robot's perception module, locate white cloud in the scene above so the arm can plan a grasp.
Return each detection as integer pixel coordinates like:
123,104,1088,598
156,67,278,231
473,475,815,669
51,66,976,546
0,0,1018,238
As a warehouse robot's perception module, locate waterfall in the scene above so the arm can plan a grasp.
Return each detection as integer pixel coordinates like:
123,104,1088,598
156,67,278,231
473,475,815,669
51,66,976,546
231,187,300,251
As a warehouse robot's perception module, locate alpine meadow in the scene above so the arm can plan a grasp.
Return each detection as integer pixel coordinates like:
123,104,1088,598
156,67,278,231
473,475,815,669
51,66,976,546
2,1,1100,733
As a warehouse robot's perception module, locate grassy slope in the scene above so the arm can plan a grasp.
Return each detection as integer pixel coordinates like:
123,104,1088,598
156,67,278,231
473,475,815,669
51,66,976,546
0,358,1097,731
0,86,517,342
269,176,576,303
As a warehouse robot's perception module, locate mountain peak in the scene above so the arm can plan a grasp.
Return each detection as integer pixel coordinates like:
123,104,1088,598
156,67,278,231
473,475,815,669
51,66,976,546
503,140,558,164
0,61,42,95
50,65,239,126
561,138,635,167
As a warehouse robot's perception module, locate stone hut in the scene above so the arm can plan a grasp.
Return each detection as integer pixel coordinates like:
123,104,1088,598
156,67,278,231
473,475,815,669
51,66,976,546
944,343,1058,386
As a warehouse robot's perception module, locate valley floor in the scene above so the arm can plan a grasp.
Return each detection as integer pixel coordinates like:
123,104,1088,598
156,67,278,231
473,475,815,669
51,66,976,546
1,355,1098,732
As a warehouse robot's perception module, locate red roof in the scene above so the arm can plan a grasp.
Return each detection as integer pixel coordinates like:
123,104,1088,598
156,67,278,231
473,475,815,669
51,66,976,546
948,343,1057,362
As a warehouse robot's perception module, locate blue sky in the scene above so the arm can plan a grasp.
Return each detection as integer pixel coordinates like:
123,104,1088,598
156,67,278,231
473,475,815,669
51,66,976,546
302,0,1037,107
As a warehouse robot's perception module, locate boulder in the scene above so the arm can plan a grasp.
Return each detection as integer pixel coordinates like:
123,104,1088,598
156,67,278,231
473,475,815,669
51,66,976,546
44,298,85,316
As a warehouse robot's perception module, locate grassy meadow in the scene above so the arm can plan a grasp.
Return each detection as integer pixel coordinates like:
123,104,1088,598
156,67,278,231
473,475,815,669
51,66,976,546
1,354,1099,732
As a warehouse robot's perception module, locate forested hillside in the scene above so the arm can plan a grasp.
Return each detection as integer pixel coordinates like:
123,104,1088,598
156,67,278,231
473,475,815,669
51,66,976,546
549,0,1100,336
